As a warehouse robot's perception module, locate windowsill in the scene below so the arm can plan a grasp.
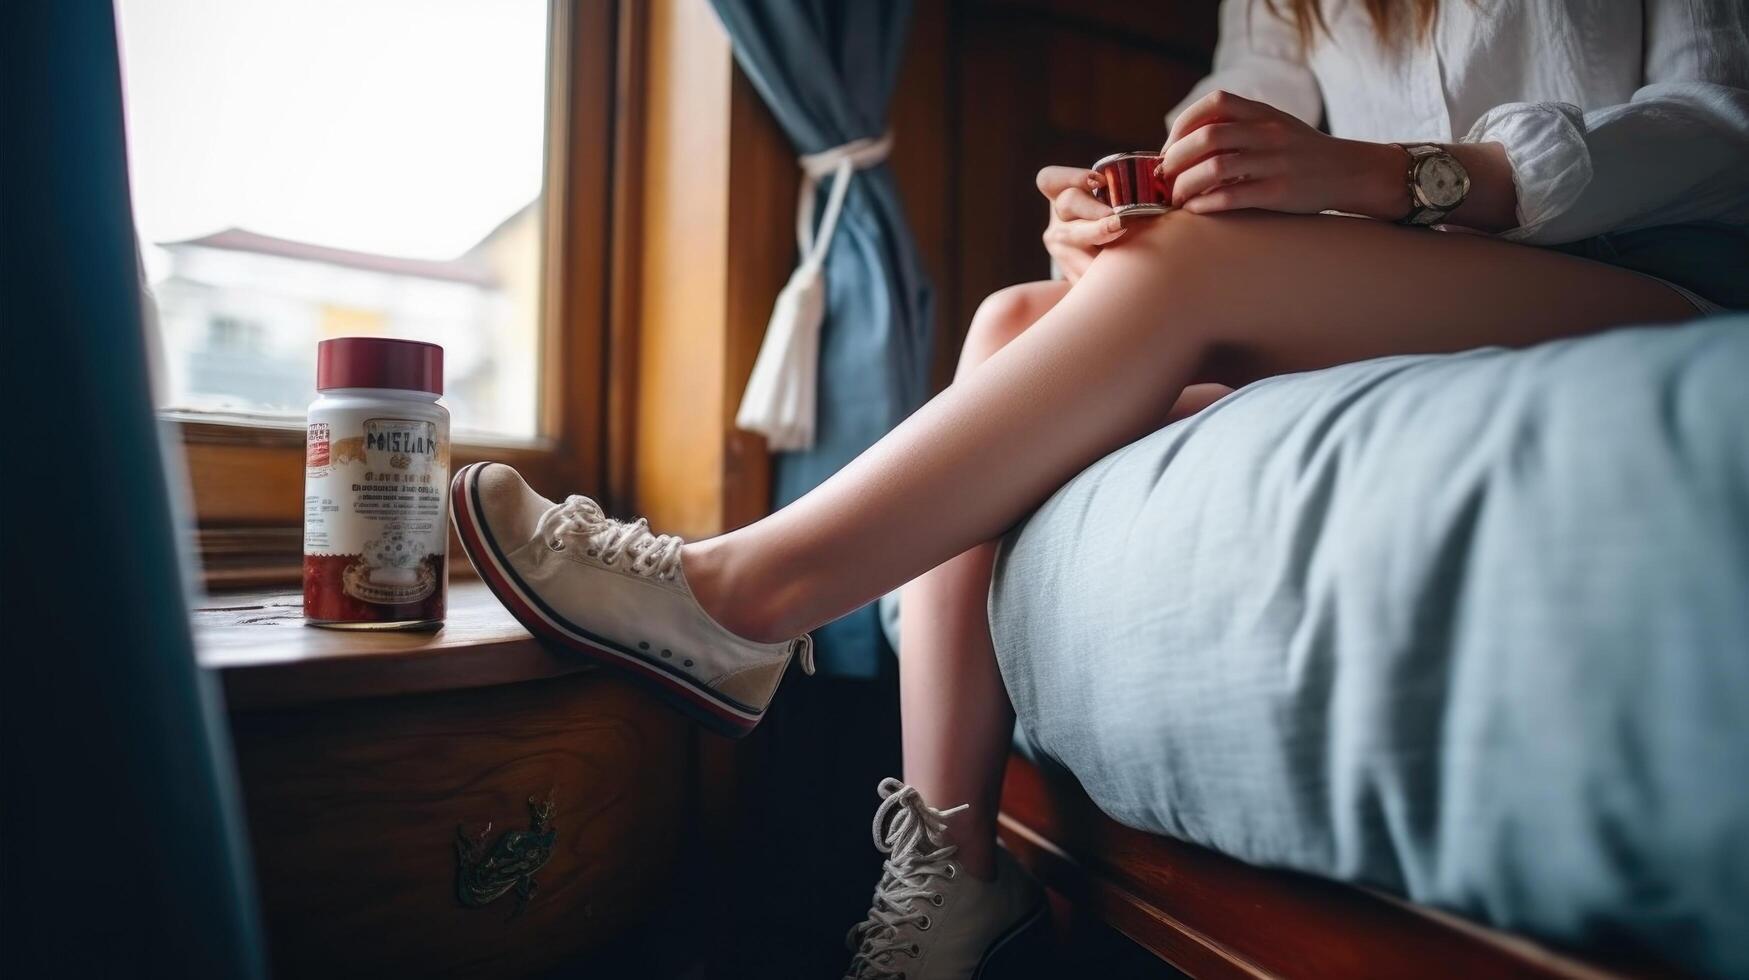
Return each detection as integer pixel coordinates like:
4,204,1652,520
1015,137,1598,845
195,580,591,712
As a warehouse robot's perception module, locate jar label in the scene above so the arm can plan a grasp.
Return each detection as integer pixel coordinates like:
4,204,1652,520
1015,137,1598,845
306,421,331,467
304,409,448,622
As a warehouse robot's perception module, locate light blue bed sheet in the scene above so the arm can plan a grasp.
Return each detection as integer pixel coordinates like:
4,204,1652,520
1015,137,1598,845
979,318,1749,975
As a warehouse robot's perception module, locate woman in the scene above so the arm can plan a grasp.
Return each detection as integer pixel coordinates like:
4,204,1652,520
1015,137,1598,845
450,0,1748,976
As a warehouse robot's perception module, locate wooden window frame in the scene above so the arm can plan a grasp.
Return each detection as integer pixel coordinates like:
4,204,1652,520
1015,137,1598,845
174,1,620,590
176,0,887,587
617,0,958,540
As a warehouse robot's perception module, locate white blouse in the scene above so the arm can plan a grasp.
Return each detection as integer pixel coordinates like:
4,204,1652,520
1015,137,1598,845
1168,0,1749,244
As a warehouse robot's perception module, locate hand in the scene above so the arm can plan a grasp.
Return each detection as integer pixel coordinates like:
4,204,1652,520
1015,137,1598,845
1037,165,1128,283
1156,89,1408,219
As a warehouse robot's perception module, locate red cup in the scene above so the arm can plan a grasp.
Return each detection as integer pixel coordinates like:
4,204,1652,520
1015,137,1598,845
1091,151,1171,216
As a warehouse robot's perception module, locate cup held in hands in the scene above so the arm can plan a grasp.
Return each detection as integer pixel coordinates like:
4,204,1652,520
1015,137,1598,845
1092,151,1173,217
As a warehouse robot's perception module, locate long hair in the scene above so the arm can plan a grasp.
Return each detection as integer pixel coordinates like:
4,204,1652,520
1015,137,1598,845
1261,0,1440,48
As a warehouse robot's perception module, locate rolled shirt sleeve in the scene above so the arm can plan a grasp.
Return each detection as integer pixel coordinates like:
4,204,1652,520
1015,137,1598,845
1167,0,1322,130
1465,0,1749,244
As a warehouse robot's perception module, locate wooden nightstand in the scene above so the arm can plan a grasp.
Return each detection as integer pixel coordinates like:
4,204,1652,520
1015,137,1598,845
196,583,690,978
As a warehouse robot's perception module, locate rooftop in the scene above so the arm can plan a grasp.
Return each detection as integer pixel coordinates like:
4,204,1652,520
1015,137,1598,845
161,227,498,286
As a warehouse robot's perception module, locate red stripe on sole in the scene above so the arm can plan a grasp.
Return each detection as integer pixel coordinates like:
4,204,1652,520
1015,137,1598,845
449,462,759,737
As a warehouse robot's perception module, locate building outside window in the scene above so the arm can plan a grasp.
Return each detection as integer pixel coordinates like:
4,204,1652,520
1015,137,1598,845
116,0,550,441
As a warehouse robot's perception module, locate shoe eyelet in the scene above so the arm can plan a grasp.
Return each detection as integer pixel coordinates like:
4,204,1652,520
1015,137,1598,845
661,649,672,658
929,893,944,907
918,915,931,930
586,547,598,556
683,658,694,667
909,943,920,955
944,865,957,879
549,539,565,551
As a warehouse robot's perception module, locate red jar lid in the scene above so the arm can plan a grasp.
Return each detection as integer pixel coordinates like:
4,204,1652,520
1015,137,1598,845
316,337,443,395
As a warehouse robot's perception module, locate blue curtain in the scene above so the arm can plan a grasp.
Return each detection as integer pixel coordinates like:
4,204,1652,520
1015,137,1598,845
0,3,267,975
709,0,933,678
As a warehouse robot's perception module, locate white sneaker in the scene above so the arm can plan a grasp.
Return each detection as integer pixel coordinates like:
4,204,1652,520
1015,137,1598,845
450,461,813,736
845,779,1047,980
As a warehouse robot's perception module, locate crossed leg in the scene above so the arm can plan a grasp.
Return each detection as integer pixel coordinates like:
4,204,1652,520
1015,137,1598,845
895,278,1234,877
686,210,1693,638
894,281,1067,881
681,209,1694,871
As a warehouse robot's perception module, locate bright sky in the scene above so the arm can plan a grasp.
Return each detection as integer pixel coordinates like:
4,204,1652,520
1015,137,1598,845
116,0,549,273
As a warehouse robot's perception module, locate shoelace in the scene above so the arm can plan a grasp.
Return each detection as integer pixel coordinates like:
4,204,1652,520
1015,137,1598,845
844,778,968,980
544,496,683,580
542,496,817,674
792,632,816,675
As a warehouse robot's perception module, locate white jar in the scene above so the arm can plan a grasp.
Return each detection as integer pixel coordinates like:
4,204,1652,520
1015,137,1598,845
303,338,449,629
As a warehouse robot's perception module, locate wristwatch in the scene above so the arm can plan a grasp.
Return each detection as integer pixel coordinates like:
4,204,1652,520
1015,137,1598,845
1394,143,1469,226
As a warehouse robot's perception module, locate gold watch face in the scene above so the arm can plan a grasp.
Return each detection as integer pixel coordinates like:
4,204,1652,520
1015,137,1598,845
1416,153,1468,210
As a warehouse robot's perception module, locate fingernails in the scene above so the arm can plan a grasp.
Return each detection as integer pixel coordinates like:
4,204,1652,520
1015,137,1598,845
1104,215,1123,233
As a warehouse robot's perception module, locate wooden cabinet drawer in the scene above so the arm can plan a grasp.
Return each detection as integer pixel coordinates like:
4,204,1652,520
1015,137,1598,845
229,670,687,978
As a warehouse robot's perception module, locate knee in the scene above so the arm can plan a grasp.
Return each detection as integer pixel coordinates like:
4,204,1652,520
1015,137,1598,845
1099,208,1290,296
964,285,1039,361
1100,209,1228,278
1086,209,1275,383
959,280,1066,375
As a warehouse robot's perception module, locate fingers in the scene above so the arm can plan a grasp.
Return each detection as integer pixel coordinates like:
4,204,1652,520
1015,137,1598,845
1036,165,1102,200
1042,214,1127,280
1053,186,1111,223
1170,150,1283,207
1039,165,1123,277
1050,213,1129,251
1165,89,1270,149
1181,177,1289,214
1155,121,1275,183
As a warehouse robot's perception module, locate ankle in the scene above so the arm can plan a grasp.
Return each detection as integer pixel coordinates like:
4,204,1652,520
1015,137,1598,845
681,537,804,643
940,810,999,882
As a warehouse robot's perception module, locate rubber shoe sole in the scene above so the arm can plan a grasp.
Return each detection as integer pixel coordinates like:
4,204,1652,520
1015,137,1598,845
451,460,762,738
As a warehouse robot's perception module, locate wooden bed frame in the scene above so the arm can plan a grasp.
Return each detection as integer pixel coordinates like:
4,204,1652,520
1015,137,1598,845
996,755,1678,980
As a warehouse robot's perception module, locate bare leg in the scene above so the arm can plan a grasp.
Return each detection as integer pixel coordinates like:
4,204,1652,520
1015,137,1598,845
899,281,1238,879
899,281,1066,881
684,211,1694,643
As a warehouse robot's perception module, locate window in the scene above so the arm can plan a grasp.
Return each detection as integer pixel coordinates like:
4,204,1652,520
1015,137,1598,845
114,0,618,586
118,0,551,440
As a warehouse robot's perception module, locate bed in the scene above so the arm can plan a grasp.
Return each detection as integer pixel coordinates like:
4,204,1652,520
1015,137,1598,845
897,316,1749,977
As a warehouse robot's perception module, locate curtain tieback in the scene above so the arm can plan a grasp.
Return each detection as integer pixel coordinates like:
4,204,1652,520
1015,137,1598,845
735,131,893,451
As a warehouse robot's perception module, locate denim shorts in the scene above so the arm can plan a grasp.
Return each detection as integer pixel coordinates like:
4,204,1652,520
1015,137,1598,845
1550,222,1749,315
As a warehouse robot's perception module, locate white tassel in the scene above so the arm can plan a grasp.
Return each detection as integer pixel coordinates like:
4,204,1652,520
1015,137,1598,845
735,132,892,452
737,261,826,450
